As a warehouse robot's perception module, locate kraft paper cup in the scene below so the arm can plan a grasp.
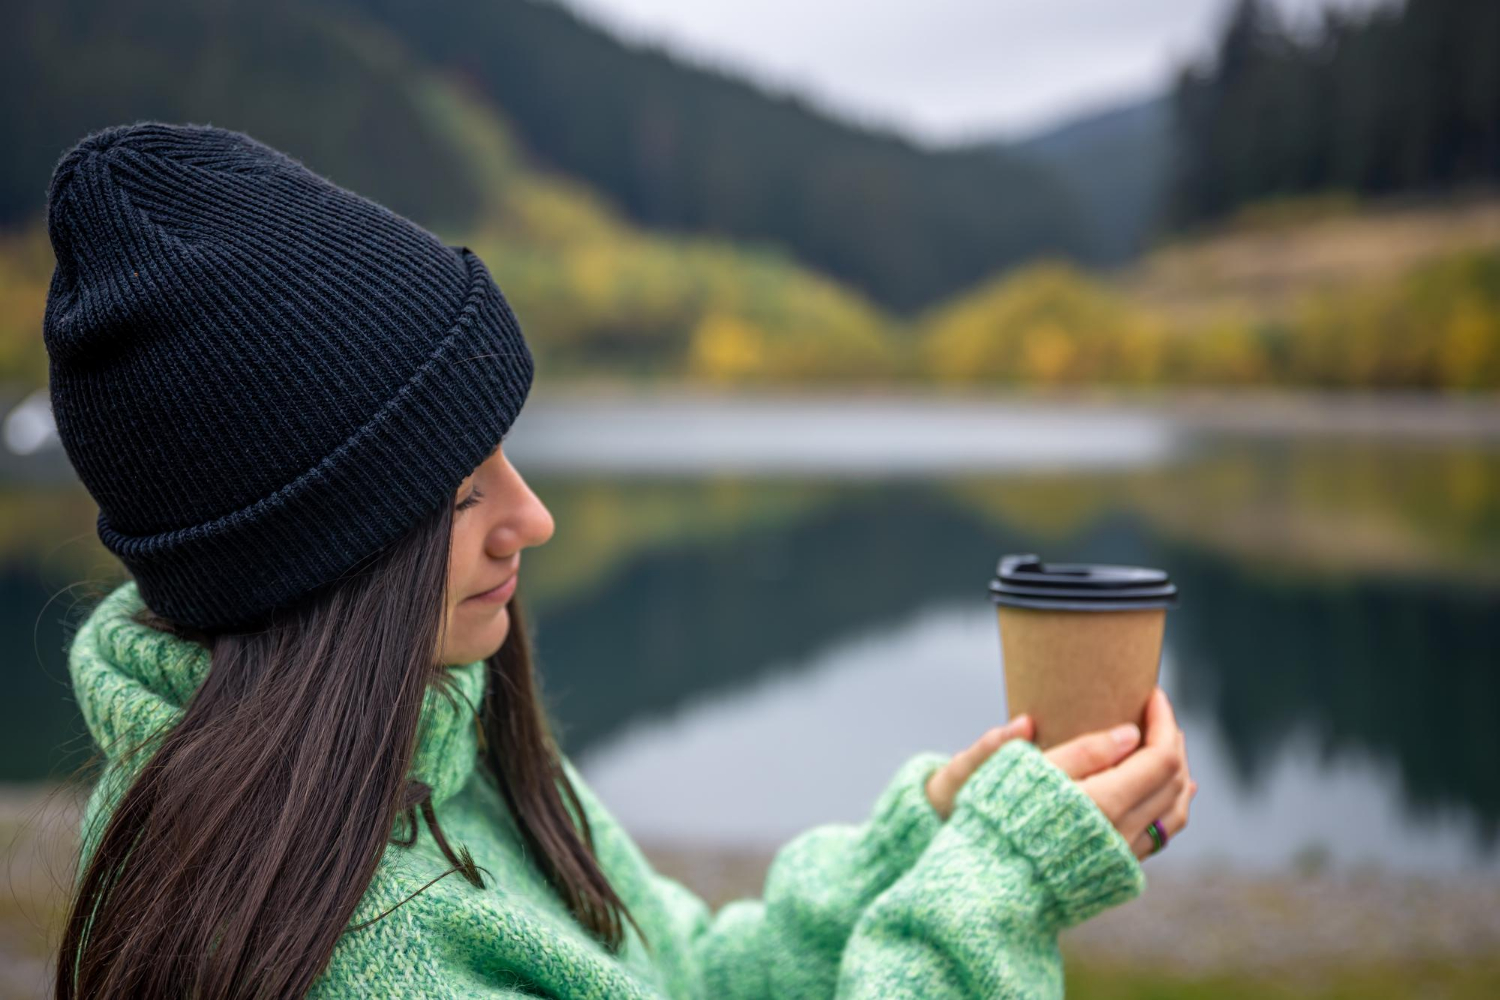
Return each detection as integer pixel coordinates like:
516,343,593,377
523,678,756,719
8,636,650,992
989,553,1180,751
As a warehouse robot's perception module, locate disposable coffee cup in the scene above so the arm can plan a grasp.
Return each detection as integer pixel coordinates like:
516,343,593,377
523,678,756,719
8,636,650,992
989,553,1179,750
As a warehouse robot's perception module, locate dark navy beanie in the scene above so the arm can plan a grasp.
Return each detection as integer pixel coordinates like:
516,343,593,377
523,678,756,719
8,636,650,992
43,121,534,630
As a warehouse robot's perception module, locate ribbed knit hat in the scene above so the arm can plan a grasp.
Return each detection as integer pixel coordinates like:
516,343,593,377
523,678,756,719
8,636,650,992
43,121,534,630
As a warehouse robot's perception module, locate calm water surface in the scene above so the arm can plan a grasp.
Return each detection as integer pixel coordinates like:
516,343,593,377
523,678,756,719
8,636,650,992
4,396,1497,877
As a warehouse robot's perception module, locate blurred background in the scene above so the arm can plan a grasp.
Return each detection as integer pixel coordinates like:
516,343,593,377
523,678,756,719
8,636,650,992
3,0,1499,996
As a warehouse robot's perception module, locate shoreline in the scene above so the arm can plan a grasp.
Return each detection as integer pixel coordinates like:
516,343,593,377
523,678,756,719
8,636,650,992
633,837,1500,977
4,787,1499,995
7,383,1500,475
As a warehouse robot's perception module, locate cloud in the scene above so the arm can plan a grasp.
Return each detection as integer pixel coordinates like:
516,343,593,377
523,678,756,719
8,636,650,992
561,0,1392,144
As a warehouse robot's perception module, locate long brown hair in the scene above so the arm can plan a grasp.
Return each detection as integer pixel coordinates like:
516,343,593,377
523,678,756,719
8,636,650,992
55,493,645,999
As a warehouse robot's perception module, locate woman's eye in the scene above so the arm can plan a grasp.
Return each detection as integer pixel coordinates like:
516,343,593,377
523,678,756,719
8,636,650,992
456,490,482,511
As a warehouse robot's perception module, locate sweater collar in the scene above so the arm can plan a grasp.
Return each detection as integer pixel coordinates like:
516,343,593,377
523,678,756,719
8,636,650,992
68,579,487,810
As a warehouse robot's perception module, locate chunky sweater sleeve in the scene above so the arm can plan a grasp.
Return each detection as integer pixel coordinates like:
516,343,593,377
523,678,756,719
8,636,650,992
836,739,1147,997
635,740,1144,999
298,741,1141,999
314,750,952,1000
636,749,953,999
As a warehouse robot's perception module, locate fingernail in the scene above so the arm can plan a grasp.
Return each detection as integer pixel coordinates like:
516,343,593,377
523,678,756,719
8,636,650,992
1111,723,1140,748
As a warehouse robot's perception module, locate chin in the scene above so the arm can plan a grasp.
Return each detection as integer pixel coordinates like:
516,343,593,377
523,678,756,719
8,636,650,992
444,608,510,665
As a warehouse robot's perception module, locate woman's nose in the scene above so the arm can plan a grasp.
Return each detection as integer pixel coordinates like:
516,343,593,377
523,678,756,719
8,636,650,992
521,490,555,548
499,462,554,551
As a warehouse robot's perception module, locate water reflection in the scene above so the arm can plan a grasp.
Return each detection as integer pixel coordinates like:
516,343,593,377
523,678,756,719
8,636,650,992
3,426,1497,875
577,605,1500,874
527,481,1020,750
1164,543,1500,845
0,565,93,781
526,478,1499,868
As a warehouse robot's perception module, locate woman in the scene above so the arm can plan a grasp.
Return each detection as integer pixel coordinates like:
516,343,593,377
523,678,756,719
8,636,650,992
46,121,1194,999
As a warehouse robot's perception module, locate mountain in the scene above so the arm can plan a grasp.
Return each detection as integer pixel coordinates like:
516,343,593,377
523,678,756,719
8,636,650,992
2,0,1091,315
0,21,910,389
999,94,1176,265
321,0,1093,315
1,0,487,235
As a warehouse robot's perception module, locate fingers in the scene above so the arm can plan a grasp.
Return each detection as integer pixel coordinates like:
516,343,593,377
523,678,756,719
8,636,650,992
1078,691,1189,828
1089,745,1175,826
1142,686,1178,751
1004,714,1036,745
1043,721,1142,781
1119,718,1190,836
1130,829,1156,859
1051,688,1197,860
926,715,1033,820
1118,759,1187,840
1128,766,1198,860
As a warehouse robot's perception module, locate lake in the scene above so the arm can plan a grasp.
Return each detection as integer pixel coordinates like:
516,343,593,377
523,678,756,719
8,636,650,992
4,390,1498,879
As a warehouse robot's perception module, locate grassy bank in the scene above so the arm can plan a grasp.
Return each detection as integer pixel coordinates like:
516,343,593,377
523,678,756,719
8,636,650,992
1066,958,1500,999
6,786,1500,998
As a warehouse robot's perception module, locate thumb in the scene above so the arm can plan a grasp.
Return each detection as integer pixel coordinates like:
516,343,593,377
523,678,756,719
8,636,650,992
1044,722,1142,780
927,715,1033,820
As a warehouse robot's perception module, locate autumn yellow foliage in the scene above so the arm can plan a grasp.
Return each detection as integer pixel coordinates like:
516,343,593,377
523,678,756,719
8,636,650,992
0,66,1496,392
1287,250,1500,388
917,260,1173,386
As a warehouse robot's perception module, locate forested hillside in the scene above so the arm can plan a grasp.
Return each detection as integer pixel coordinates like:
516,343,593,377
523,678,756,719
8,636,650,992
0,62,905,390
1170,0,1500,226
3,0,1087,315
3,0,1498,391
1,0,485,233
330,0,1088,314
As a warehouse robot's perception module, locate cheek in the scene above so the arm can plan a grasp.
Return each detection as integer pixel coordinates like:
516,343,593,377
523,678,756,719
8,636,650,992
442,520,511,662
449,521,483,594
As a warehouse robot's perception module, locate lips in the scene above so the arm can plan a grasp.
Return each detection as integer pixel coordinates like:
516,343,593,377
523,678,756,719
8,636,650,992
468,559,520,600
476,574,515,597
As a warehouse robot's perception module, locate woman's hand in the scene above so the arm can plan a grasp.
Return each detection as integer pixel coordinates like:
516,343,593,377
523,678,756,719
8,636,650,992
925,714,1036,821
1044,687,1196,860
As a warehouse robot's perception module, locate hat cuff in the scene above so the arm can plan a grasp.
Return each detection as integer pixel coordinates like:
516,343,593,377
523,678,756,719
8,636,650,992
97,246,533,630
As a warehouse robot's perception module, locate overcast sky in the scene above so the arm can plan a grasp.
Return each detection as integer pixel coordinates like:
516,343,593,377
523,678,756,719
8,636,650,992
558,0,1392,146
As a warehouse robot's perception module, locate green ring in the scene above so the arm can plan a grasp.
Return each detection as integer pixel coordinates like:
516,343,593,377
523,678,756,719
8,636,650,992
1146,821,1165,854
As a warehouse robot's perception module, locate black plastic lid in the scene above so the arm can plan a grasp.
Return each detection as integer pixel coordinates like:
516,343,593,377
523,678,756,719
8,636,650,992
989,553,1179,612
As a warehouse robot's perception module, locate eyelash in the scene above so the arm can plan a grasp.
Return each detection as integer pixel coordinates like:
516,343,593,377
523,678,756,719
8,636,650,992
456,487,484,512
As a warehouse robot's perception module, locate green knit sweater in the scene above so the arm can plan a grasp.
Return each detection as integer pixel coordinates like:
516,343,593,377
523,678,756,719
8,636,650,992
68,579,1145,998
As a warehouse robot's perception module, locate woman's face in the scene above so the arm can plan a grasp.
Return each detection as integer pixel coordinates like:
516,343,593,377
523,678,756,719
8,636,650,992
440,440,554,666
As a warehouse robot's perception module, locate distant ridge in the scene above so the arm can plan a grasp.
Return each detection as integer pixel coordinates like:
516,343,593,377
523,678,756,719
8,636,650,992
1,0,1101,315
1000,94,1175,265
329,0,1092,313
